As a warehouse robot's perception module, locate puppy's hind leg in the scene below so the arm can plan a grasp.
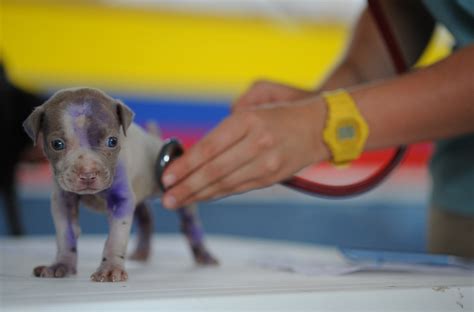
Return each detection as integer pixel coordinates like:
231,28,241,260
177,204,218,265
130,201,153,261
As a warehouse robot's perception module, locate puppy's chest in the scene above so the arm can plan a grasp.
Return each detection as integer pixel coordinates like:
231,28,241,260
80,194,108,213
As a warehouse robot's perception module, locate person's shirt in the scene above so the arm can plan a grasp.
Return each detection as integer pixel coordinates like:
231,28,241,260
422,0,474,216
422,0,474,48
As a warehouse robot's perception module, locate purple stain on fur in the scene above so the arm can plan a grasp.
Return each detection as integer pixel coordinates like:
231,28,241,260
178,208,204,246
66,223,76,249
68,103,93,147
87,105,112,148
106,162,133,218
59,191,79,249
68,103,92,118
69,102,112,148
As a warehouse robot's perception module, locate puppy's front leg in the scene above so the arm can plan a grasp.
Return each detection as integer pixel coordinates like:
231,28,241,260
34,186,80,278
91,164,135,282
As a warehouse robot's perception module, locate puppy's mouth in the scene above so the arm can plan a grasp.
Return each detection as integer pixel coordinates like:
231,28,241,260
69,179,112,194
57,172,112,195
74,187,103,194
63,184,107,195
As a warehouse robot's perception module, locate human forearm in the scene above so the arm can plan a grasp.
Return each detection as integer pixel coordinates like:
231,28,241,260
320,45,474,152
160,46,473,209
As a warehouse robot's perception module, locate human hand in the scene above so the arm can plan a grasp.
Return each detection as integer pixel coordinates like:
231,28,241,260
161,98,329,209
232,80,315,112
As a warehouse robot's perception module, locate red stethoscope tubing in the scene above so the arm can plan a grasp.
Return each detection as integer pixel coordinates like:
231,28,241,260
282,0,409,198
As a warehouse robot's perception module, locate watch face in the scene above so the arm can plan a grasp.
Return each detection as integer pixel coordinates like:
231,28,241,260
337,120,359,143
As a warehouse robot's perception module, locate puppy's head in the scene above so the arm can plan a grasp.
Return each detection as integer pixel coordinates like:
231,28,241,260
23,88,134,194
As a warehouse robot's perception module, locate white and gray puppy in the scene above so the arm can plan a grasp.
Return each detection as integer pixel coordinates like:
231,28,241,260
23,87,217,282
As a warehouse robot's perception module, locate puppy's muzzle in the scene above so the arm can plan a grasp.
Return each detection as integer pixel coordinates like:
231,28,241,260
59,159,111,194
78,171,98,186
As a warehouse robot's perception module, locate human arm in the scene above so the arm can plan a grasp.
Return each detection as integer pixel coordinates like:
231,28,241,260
161,44,474,209
159,1,453,209
350,44,474,150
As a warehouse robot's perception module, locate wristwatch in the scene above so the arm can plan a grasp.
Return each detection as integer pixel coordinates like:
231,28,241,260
322,89,369,166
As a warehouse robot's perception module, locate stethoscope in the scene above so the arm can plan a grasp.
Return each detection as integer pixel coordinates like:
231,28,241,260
157,0,409,197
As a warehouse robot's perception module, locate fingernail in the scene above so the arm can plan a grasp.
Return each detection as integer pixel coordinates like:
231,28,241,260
163,195,177,209
163,174,176,188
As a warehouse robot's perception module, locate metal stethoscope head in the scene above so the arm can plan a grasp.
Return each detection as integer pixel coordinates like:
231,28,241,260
156,138,184,193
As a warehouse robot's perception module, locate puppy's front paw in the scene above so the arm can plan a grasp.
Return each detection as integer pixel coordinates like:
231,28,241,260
90,264,128,282
33,263,76,278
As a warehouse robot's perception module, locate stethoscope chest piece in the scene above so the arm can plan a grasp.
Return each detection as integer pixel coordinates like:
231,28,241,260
156,138,184,192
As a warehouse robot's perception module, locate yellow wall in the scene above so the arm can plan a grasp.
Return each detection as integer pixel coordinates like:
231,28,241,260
2,1,450,97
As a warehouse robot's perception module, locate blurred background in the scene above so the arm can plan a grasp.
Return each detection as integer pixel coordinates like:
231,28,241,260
0,0,453,252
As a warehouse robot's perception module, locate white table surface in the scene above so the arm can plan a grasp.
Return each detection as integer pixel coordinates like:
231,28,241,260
1,235,473,311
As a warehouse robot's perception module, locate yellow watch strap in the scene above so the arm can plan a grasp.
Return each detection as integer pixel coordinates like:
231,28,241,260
322,89,369,166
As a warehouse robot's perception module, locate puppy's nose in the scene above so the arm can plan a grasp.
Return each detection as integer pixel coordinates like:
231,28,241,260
79,172,98,184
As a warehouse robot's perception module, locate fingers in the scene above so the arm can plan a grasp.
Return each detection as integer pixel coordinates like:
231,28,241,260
161,115,247,190
162,112,268,208
161,94,325,209
162,125,274,209
180,151,285,206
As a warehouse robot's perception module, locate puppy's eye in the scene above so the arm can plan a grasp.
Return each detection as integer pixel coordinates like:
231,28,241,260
51,139,65,151
107,136,118,148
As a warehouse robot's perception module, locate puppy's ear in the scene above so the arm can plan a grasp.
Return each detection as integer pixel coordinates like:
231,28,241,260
116,100,134,136
23,106,44,145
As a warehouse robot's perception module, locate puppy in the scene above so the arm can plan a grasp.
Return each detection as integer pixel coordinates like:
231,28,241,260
23,87,217,282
